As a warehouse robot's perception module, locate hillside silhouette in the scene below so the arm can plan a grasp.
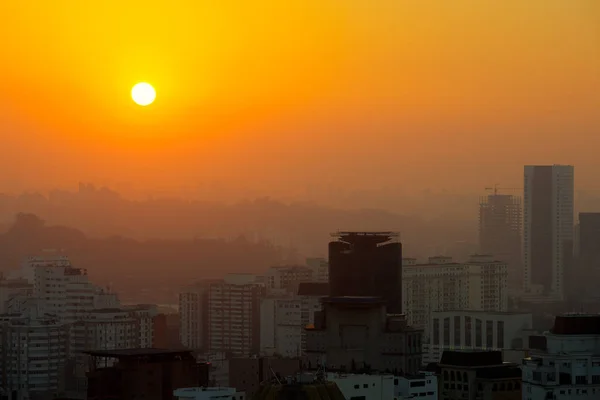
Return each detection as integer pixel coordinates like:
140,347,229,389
0,213,285,303
0,184,477,259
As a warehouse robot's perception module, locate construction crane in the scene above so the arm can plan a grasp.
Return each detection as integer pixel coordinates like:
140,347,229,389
484,184,522,196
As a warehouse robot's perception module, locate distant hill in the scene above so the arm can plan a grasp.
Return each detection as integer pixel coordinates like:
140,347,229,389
0,213,285,303
0,185,477,259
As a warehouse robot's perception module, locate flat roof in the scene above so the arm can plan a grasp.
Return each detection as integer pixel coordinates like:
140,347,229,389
83,348,192,358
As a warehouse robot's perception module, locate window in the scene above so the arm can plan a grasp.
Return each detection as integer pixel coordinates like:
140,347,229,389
444,318,450,346
464,316,472,346
497,321,504,348
433,319,440,345
475,319,482,347
454,316,461,346
486,320,494,348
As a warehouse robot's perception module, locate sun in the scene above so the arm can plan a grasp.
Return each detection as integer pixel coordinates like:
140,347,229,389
131,82,156,106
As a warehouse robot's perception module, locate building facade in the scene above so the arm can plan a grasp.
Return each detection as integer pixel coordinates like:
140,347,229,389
402,255,508,336
305,297,422,374
179,281,212,350
523,164,574,300
207,275,265,356
305,257,329,282
522,314,600,400
437,350,522,400
264,266,313,294
424,310,533,364
259,296,303,357
0,316,69,400
329,232,402,313
479,192,522,292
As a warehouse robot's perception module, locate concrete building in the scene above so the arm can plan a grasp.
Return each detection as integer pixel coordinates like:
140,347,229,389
207,275,265,356
522,314,600,400
305,257,329,282
173,387,245,400
0,315,69,400
328,372,395,399
0,278,33,314
479,191,522,292
86,349,206,400
424,310,533,364
574,212,600,299
437,350,522,400
260,296,303,357
305,297,422,374
402,255,508,335
329,232,403,313
297,282,329,354
523,164,574,300
394,373,438,400
178,281,212,350
264,266,313,294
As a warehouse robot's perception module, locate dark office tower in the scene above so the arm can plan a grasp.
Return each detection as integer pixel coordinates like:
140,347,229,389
576,213,600,297
479,193,522,291
523,165,574,300
328,231,402,313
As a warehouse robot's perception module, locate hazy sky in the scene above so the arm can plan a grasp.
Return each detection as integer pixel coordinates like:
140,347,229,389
1,1,598,200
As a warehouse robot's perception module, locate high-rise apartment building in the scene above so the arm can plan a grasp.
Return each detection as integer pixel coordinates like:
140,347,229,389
305,257,329,282
328,231,402,313
479,193,522,291
264,266,313,294
207,274,265,356
402,255,508,337
523,165,574,299
179,281,214,350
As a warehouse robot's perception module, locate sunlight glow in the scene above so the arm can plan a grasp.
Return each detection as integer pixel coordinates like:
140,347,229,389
131,83,156,106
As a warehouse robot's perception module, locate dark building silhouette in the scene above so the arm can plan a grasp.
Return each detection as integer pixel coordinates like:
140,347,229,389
574,213,600,298
523,165,574,299
479,193,522,291
328,231,402,313
85,349,207,400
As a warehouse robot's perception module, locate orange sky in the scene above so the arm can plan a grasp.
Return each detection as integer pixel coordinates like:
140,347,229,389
1,1,599,201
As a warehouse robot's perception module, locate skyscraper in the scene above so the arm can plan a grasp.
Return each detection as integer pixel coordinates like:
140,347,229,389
328,231,402,313
479,193,522,291
574,212,600,299
523,165,574,299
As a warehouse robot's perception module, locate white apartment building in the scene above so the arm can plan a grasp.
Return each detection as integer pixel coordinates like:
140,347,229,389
264,266,313,294
208,275,265,356
424,310,533,364
305,257,329,282
523,165,574,300
402,255,508,337
260,296,303,357
173,387,245,400
522,314,600,400
0,315,69,400
124,304,158,348
179,282,212,350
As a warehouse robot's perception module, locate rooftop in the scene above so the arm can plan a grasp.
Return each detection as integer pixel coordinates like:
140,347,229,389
551,314,600,335
83,348,192,358
322,296,385,305
331,231,399,245
440,350,504,367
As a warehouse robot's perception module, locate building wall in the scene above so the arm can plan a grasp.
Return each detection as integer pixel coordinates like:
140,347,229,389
228,357,301,399
264,266,313,294
0,317,69,399
402,256,508,337
424,311,533,364
305,258,329,283
259,297,302,357
179,284,209,350
208,281,265,356
305,301,422,374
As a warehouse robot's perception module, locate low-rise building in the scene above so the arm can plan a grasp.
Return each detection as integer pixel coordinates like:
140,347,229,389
424,310,533,364
437,350,521,400
522,313,600,400
228,356,301,399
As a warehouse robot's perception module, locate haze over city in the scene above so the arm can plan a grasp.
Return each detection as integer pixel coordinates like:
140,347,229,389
1,2,600,400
